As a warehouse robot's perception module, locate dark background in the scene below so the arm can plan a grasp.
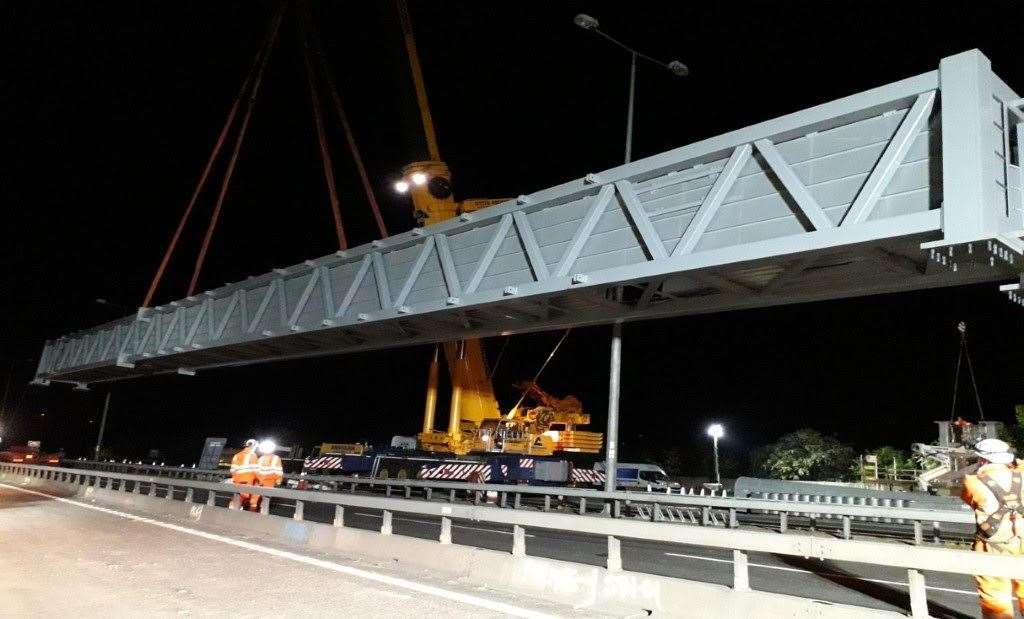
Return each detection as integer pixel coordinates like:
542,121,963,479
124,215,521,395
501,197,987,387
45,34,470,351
2,1,1023,474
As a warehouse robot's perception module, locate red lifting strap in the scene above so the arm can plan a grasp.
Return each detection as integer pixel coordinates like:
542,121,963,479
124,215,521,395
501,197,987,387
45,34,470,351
186,6,285,297
298,6,348,251
142,4,285,307
301,0,388,239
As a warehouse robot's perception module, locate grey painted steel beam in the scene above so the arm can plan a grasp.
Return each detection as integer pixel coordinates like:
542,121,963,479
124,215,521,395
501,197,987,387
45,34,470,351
841,92,936,226
753,138,834,231
34,50,1024,385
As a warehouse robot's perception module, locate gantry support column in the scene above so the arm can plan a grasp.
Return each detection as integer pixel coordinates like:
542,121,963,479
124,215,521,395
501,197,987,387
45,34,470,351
938,50,1007,241
604,323,622,493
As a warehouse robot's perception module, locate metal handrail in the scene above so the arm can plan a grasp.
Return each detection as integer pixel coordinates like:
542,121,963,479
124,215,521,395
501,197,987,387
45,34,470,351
1,461,1017,619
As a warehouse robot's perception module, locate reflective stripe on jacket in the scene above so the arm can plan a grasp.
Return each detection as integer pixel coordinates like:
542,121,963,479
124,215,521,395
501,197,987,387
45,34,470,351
230,449,259,477
256,454,283,479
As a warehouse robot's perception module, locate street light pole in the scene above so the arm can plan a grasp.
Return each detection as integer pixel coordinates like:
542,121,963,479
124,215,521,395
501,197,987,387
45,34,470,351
94,391,111,459
707,423,724,485
90,298,121,460
711,434,721,485
604,322,622,493
624,51,637,164
573,14,688,165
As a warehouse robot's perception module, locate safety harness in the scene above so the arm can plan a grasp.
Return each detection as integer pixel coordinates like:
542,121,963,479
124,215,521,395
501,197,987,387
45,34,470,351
976,468,1024,539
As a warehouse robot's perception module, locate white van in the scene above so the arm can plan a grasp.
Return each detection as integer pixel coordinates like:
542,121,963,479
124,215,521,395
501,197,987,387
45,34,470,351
594,462,676,491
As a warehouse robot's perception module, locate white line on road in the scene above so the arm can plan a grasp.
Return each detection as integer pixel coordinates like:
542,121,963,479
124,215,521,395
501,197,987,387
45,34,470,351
1,483,558,618
350,510,537,537
663,552,975,596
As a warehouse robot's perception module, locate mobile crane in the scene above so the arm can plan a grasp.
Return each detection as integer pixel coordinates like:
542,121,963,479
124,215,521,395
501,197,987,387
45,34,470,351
115,0,603,484
302,3,603,485
391,0,602,459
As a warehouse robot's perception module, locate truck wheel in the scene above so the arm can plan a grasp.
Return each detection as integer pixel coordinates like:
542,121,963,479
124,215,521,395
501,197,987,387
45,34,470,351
397,469,408,480
376,467,390,480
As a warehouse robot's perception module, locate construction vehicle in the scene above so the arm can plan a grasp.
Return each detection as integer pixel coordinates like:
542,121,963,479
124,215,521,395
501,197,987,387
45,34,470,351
910,322,1005,494
302,386,606,484
392,1,602,460
304,442,579,484
912,417,1003,494
296,2,604,475
124,1,602,483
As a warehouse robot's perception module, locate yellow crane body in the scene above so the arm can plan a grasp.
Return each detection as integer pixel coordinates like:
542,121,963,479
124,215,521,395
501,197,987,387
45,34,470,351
396,0,600,458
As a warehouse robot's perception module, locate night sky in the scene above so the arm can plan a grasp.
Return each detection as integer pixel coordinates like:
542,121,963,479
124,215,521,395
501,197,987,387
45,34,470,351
3,1,1024,473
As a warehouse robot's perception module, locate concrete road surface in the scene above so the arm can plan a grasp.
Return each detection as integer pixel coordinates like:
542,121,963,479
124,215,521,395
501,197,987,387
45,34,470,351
0,485,620,617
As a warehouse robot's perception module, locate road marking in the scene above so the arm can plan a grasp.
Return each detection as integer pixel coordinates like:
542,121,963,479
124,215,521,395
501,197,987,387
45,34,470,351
1,483,558,618
350,510,536,537
663,552,975,596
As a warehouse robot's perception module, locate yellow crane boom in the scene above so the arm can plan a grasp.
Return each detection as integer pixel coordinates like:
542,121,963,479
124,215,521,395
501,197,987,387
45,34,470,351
395,1,600,456
395,0,502,455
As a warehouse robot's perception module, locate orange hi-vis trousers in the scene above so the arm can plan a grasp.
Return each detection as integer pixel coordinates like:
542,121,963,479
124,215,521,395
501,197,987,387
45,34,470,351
230,448,259,511
250,475,282,511
973,538,1023,619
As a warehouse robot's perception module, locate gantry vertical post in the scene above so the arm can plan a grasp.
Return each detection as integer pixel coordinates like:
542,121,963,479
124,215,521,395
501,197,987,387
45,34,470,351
604,323,622,493
939,50,1006,241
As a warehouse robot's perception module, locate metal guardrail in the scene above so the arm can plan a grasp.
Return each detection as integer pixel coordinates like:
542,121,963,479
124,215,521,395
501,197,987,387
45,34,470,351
1,462,1016,619
68,459,225,479
65,457,976,545
66,458,972,543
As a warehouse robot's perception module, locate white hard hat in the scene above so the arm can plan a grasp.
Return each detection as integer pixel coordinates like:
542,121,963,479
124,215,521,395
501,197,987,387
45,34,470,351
258,439,277,455
976,438,1015,464
244,439,257,448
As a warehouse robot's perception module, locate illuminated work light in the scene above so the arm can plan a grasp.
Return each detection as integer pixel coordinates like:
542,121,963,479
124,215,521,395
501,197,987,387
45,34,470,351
393,180,410,194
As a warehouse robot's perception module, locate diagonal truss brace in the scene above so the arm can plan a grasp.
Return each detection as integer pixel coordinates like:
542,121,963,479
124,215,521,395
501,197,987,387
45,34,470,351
466,214,514,294
512,211,549,281
394,236,436,308
754,139,835,231
615,181,669,260
555,185,616,277
841,92,936,226
673,144,753,256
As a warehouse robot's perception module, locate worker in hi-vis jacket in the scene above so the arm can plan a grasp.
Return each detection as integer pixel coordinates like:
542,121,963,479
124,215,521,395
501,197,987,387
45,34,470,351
961,438,1023,619
229,439,259,511
252,439,284,512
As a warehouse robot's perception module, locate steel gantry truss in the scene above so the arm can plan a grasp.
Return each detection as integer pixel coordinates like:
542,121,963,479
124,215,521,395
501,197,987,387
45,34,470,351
34,50,1024,386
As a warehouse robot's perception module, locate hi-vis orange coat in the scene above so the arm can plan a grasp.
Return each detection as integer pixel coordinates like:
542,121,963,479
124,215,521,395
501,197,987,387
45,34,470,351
229,447,259,483
229,447,259,511
962,461,1024,619
250,453,283,511
256,453,283,486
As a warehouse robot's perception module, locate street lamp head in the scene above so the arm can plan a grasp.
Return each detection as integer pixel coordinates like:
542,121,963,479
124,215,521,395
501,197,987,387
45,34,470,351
573,13,599,30
667,60,689,77
706,423,724,439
